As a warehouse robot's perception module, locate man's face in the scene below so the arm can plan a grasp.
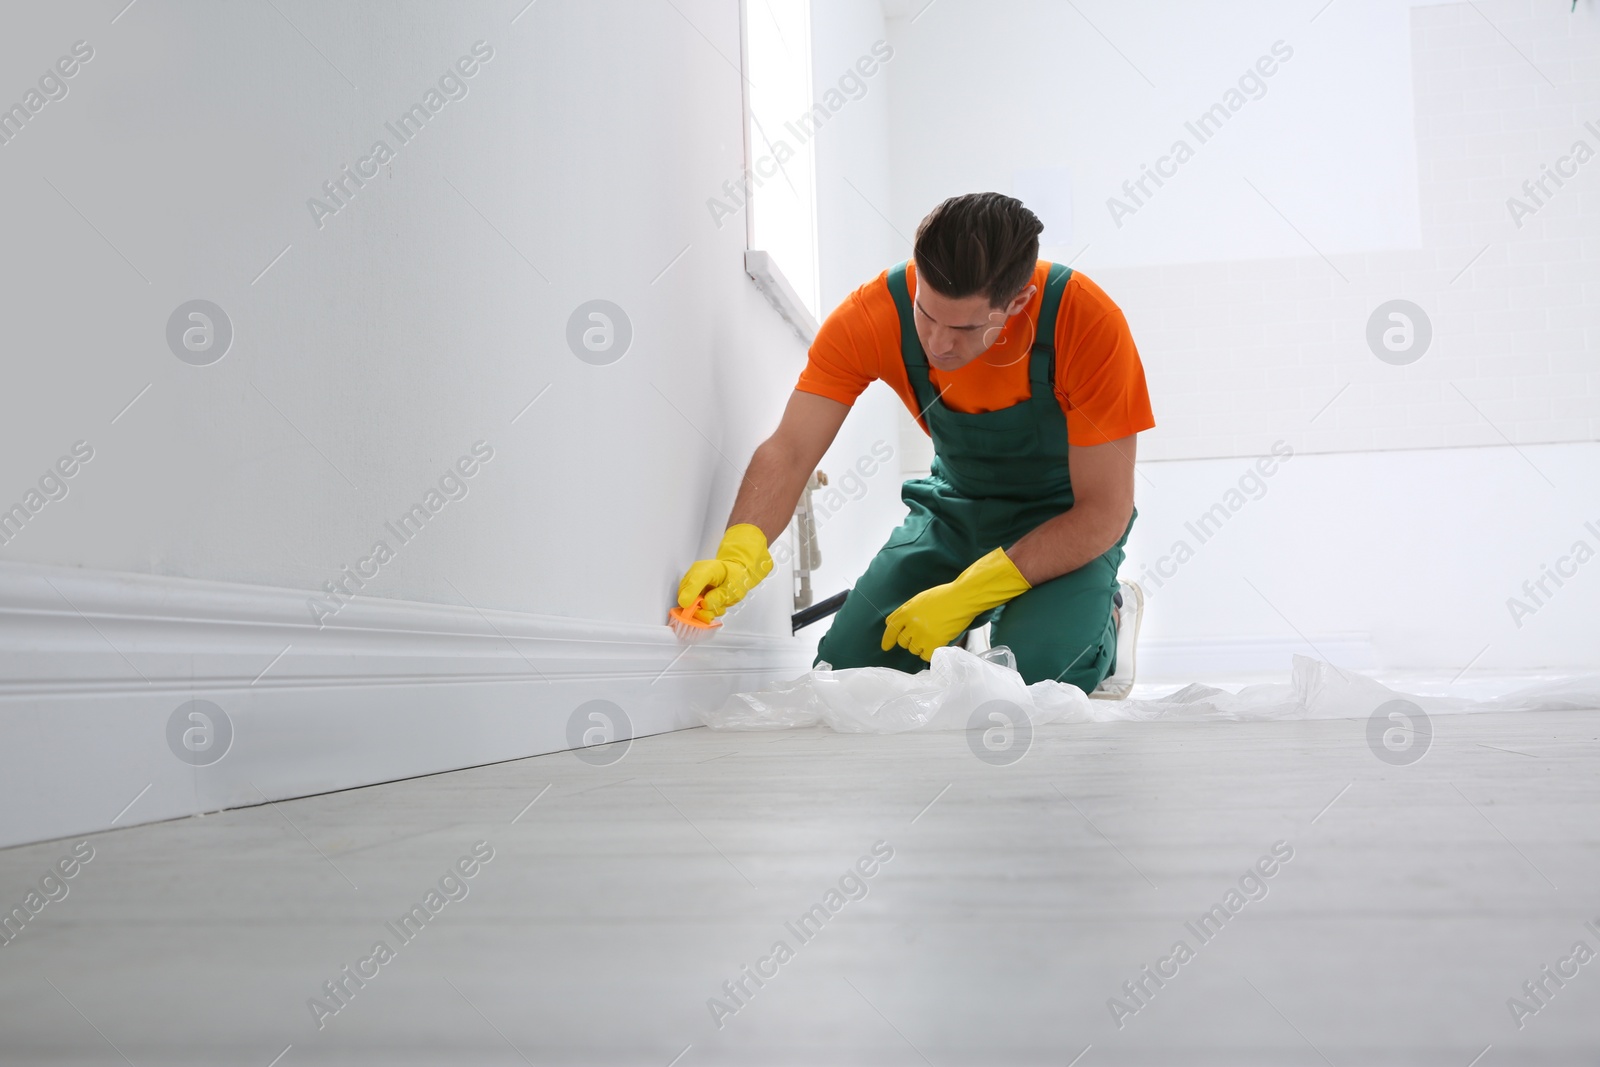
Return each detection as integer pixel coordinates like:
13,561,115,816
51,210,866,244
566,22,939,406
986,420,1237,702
912,265,1035,372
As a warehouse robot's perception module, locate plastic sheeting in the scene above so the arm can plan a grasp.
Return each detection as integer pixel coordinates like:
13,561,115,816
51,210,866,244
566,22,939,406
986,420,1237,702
701,645,1600,734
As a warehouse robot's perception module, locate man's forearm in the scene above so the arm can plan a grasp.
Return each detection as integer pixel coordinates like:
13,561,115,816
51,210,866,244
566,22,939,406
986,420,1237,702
1004,501,1131,587
727,439,813,545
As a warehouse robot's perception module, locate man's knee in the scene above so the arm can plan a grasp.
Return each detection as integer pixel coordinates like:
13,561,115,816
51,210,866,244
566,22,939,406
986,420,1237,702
1012,635,1111,689
815,609,927,675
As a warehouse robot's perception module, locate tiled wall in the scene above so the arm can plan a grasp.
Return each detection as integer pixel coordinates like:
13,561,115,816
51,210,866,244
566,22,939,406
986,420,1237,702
900,1,1598,470
1100,0,1599,462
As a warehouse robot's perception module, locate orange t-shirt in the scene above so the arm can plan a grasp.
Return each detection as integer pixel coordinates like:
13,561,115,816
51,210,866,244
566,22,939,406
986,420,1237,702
795,259,1155,446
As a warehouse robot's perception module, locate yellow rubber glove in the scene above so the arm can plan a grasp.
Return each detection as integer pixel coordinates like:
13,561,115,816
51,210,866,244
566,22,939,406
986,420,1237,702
677,524,774,623
881,547,1032,661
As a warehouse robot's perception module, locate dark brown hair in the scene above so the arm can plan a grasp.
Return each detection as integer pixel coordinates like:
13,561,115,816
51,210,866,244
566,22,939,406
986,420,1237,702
913,192,1043,308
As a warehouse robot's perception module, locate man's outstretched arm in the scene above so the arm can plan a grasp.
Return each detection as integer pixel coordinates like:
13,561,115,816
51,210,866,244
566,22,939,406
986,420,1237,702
676,390,851,621
727,390,852,544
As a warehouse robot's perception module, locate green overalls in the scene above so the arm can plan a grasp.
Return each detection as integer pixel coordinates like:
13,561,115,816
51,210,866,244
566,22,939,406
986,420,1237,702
813,261,1137,691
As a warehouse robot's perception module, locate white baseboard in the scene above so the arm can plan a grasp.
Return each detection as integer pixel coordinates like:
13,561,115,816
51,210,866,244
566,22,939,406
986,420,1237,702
0,561,815,849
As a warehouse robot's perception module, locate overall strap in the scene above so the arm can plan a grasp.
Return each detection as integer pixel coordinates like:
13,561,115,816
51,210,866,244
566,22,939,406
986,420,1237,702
886,261,940,415
1028,262,1073,386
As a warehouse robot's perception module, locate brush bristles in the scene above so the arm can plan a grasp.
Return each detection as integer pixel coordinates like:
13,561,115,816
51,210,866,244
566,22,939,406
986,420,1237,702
669,616,717,643
668,599,722,643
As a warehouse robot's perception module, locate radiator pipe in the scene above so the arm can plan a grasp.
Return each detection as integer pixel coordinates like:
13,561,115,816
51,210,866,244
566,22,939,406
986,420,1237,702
791,589,849,634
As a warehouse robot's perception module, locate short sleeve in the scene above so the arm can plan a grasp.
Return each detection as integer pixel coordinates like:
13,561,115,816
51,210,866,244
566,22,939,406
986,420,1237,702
1060,309,1156,446
794,287,879,406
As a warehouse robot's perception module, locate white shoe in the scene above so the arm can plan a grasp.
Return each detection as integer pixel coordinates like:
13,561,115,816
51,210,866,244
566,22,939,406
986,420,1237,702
1090,580,1143,700
962,623,992,655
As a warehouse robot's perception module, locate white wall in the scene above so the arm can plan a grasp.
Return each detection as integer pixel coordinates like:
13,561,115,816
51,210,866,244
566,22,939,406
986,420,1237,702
0,0,906,845
1124,442,1600,674
0,0,844,631
884,0,1600,672
794,0,908,650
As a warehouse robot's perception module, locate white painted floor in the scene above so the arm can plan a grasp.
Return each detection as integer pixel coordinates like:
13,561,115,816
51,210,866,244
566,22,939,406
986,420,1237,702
2,694,1598,1066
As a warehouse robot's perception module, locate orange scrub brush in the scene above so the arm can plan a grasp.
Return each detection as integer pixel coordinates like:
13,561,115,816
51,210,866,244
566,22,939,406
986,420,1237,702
668,594,723,642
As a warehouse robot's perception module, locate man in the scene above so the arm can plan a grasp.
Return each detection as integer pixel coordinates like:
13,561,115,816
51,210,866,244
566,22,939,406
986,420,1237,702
675,192,1155,694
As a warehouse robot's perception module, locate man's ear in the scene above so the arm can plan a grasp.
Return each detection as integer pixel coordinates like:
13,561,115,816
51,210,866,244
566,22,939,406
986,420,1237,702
1003,284,1036,318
